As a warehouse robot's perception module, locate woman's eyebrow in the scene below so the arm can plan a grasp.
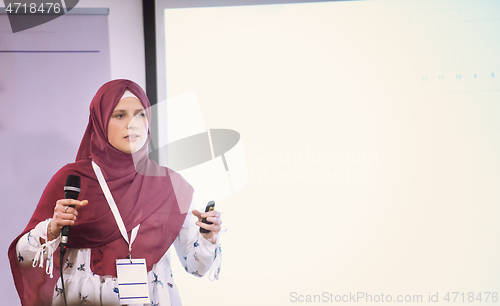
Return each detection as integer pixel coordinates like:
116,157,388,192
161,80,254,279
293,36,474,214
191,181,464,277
111,108,145,114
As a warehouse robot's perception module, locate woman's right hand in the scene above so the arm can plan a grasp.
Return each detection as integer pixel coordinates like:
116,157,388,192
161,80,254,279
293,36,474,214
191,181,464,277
47,199,88,242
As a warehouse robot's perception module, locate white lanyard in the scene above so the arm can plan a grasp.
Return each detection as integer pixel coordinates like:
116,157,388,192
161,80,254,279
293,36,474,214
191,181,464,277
92,161,140,256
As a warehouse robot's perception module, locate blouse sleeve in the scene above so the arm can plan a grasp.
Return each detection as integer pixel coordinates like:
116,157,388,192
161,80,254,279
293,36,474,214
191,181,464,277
173,211,221,279
16,219,61,278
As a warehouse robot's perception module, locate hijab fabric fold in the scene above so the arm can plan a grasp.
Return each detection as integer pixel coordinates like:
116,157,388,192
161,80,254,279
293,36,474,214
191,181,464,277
9,79,193,306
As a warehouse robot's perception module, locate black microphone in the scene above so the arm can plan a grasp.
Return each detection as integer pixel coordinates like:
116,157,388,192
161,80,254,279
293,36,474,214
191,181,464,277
60,175,80,255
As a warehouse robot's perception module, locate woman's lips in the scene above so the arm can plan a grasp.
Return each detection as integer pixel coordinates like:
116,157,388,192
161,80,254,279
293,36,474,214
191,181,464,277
125,134,140,141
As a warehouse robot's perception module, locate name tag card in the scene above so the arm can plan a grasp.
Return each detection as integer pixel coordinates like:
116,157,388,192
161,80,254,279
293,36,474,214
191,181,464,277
116,258,150,305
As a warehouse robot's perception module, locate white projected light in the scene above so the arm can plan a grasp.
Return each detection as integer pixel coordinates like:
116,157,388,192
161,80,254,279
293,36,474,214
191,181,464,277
155,93,247,205
156,0,500,305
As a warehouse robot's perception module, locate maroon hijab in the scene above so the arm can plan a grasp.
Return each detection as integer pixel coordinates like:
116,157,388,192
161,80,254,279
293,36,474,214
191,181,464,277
9,79,193,306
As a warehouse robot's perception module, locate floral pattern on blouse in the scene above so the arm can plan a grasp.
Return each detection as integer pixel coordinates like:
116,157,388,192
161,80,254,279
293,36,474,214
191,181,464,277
16,213,222,306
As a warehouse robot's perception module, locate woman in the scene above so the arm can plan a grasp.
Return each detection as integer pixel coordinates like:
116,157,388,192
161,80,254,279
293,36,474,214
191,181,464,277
9,79,222,306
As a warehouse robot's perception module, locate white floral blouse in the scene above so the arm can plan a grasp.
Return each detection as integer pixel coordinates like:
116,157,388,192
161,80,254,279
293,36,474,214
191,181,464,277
16,211,221,306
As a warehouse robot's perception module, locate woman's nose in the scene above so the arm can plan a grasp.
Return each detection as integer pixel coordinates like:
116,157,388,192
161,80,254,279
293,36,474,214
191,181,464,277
128,118,139,129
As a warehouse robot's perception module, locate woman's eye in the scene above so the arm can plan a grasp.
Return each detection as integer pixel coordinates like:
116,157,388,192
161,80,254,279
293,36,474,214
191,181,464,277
114,114,124,119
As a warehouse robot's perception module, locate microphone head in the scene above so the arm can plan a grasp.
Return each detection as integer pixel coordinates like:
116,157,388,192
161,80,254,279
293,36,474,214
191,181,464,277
64,175,81,199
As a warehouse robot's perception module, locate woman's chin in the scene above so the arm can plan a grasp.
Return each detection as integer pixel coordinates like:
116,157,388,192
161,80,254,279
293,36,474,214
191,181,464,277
129,143,147,155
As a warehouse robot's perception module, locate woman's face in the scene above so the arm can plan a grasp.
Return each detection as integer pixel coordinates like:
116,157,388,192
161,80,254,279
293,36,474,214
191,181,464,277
107,97,148,154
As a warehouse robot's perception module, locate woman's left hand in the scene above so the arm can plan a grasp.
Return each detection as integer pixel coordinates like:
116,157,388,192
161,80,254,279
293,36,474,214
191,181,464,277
192,209,222,244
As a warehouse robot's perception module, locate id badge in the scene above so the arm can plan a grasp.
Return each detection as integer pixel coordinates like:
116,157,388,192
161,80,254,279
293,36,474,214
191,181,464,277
116,258,150,305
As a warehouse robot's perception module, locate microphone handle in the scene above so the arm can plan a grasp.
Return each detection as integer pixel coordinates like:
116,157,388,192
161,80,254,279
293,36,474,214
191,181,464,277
60,205,76,248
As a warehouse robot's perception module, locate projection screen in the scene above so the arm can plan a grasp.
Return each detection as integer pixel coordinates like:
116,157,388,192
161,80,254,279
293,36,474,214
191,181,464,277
155,1,500,305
